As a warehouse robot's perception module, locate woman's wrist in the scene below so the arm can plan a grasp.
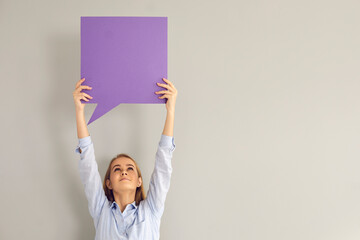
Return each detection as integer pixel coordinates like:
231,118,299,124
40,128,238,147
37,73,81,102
75,107,84,115
163,111,174,136
166,109,175,116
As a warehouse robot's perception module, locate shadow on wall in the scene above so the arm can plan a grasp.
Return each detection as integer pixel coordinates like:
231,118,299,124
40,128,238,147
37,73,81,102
45,33,143,239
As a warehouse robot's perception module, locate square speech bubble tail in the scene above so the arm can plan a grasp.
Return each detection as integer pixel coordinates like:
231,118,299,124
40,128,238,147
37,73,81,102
87,102,120,125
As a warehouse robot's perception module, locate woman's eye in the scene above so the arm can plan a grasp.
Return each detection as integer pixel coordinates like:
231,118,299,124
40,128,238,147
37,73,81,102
114,167,133,172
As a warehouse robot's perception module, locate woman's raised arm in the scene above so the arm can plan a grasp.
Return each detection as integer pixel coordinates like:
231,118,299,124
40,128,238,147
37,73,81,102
73,78,93,140
155,78,177,137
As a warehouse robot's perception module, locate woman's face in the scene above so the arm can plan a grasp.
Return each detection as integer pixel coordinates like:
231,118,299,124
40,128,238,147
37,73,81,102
106,157,142,193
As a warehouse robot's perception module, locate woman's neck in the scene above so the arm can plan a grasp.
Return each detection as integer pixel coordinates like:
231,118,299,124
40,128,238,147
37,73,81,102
113,191,136,213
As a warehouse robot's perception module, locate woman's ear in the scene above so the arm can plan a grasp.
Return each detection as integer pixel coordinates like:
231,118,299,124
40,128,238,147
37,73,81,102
138,177,142,187
106,179,112,189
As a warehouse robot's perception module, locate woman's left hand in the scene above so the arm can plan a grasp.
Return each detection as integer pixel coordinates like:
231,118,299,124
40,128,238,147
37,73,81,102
155,78,177,113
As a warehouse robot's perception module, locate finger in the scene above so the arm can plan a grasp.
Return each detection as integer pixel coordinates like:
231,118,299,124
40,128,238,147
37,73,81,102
82,96,89,102
162,78,174,87
76,78,85,89
82,93,93,99
158,94,170,99
155,90,171,95
162,78,174,89
157,82,171,90
76,85,92,92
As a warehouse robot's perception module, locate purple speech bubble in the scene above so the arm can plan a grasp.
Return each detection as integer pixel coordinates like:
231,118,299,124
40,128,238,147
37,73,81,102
80,16,167,125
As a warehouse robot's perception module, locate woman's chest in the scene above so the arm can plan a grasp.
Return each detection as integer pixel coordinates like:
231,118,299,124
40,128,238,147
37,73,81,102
96,205,159,240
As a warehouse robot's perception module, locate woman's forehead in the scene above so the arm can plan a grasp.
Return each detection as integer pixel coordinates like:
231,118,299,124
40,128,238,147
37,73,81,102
112,157,134,167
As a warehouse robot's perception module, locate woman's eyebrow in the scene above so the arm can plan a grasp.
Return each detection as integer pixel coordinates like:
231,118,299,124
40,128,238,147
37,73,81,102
112,164,135,170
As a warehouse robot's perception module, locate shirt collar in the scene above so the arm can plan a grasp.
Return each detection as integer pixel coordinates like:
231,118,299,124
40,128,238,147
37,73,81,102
111,200,137,210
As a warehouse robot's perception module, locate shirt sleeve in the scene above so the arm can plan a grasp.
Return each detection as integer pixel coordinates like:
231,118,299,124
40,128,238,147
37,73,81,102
75,135,107,227
145,134,176,219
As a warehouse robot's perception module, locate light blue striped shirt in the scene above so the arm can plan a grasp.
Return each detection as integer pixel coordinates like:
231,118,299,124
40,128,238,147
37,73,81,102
75,134,176,240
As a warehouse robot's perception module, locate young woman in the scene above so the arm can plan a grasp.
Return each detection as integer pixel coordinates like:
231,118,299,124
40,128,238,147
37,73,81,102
73,77,177,240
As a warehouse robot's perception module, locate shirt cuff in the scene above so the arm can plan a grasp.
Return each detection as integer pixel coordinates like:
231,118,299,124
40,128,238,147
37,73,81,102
159,134,176,151
75,135,92,154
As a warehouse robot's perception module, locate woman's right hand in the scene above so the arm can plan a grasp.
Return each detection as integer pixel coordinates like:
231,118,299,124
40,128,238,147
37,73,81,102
73,78,93,111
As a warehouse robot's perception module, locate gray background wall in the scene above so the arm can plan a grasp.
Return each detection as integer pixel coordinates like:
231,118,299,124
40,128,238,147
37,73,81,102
1,0,360,239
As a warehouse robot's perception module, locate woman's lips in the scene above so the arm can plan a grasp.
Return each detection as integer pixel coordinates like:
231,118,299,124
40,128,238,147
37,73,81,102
120,178,130,181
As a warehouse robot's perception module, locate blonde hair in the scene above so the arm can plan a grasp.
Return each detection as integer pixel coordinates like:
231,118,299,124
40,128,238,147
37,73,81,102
103,153,146,206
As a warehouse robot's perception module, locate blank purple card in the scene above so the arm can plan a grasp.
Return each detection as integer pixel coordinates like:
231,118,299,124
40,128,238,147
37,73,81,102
80,16,167,125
